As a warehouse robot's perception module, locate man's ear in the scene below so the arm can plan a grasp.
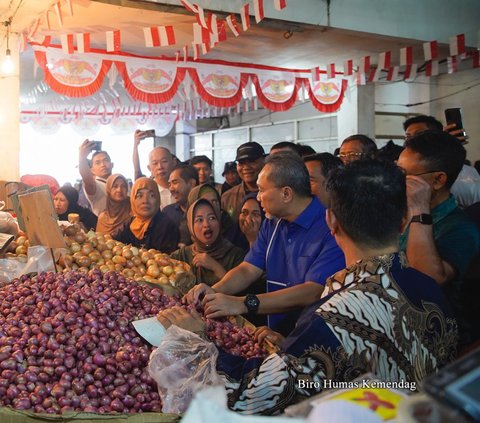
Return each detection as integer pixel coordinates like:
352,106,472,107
432,171,448,191
282,186,294,203
326,208,338,236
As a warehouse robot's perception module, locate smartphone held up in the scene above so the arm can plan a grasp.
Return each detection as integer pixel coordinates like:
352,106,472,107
139,129,156,140
445,108,467,140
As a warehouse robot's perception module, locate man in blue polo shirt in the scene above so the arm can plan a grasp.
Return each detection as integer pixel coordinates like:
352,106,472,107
185,152,345,335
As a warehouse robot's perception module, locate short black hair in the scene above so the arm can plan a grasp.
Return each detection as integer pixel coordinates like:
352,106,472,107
298,144,316,157
404,130,466,188
264,152,311,198
327,160,406,248
341,134,378,155
304,153,343,178
171,164,199,185
403,115,443,132
190,155,213,168
376,140,404,164
270,141,302,156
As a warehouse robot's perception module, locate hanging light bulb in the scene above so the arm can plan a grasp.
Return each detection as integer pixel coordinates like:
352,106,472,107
2,49,14,74
2,18,14,74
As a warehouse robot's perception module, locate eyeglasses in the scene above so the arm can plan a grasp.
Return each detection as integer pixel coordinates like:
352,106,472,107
337,152,366,159
398,167,443,177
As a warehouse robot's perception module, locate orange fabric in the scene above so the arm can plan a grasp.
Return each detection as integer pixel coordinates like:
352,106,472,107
129,177,160,240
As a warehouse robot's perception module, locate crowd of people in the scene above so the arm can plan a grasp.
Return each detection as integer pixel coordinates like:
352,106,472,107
17,114,480,415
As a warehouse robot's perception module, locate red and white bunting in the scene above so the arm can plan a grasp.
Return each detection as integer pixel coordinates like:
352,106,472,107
370,67,382,82
447,56,457,74
386,66,399,81
359,56,370,74
404,64,417,81
183,45,188,62
378,51,391,70
65,0,74,16
192,43,200,60
240,3,250,31
253,0,265,23
423,40,438,61
195,4,208,29
425,60,439,77
209,14,219,45
355,71,366,86
274,0,287,10
326,63,335,79
180,0,198,14
76,33,91,53
193,23,210,45
311,66,320,82
60,33,74,54
226,15,240,37
53,2,63,27
201,42,210,55
144,26,175,47
343,59,353,76
217,21,227,42
106,30,121,52
473,51,480,68
449,34,466,56
400,46,413,66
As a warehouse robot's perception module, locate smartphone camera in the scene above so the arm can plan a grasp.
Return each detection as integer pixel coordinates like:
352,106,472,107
444,108,467,140
142,129,156,139
91,141,103,151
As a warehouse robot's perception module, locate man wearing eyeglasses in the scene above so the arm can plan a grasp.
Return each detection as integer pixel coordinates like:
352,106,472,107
337,134,378,164
221,142,266,223
397,130,479,347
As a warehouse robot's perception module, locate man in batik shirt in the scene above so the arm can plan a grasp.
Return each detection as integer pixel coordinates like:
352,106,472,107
158,160,458,415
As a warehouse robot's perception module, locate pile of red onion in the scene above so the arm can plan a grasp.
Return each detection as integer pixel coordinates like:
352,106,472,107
0,270,267,414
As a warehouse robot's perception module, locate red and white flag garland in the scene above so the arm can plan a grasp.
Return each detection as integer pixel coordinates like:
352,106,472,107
53,2,63,28
425,60,439,77
378,51,391,70
399,46,413,66
226,15,240,37
274,0,287,10
326,63,335,79
343,59,353,76
144,26,176,47
449,34,466,56
60,33,74,54
240,3,251,31
76,33,91,53
423,40,438,61
403,64,417,81
253,0,265,23
106,30,121,52
447,56,458,74
359,56,370,74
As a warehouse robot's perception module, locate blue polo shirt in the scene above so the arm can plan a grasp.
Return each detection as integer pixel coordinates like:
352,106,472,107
245,197,345,333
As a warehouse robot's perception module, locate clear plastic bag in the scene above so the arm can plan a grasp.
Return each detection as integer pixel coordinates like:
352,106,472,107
148,325,222,414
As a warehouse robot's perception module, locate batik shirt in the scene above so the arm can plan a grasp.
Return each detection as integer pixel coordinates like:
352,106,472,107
216,252,458,415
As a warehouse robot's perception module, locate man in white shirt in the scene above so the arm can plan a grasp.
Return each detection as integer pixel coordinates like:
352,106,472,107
78,140,113,216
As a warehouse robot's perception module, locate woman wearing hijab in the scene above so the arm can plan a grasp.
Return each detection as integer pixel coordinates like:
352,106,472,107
115,177,179,254
187,184,249,252
170,198,244,286
238,192,266,249
96,174,132,237
54,185,97,231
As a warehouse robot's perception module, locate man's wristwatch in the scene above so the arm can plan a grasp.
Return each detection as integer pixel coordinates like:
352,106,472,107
410,214,433,225
244,294,260,314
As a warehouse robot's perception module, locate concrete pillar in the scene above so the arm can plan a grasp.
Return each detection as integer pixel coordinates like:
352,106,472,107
337,83,375,146
175,120,196,161
0,34,20,180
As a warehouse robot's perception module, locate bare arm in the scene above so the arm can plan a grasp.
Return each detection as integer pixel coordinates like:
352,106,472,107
203,282,324,319
132,130,145,180
405,176,455,285
79,140,97,196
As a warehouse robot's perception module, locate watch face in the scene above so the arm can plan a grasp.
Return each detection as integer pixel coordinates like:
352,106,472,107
246,295,259,312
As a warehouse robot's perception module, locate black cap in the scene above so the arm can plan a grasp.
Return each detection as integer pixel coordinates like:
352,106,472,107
222,161,237,176
235,142,265,162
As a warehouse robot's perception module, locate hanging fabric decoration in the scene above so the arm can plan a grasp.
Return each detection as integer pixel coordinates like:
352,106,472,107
307,74,347,113
449,34,466,56
240,4,251,31
386,66,399,81
106,30,121,52
144,26,176,47
53,2,63,28
115,56,187,103
76,33,91,53
343,59,353,76
403,64,417,81
253,0,265,23
274,0,287,10
252,69,298,111
226,15,240,37
378,51,391,70
399,46,413,66
447,56,458,73
425,60,439,77
423,40,438,61
60,34,74,54
34,46,112,97
359,56,370,75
